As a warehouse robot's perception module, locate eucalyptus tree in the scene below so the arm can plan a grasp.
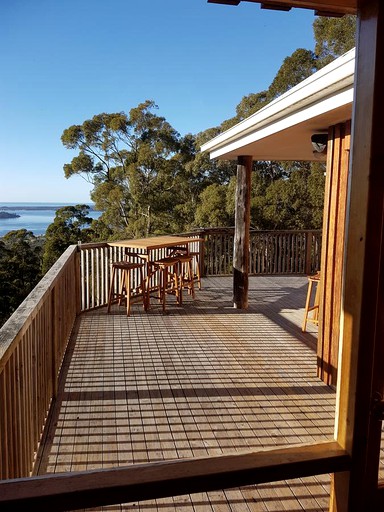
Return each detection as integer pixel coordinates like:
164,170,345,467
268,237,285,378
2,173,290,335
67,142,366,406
313,15,357,67
42,205,93,273
267,48,317,100
194,183,234,228
0,230,42,326
0,240,13,326
61,100,188,238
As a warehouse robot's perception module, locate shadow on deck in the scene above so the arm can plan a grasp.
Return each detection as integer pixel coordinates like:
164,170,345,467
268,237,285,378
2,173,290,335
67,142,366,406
37,276,335,511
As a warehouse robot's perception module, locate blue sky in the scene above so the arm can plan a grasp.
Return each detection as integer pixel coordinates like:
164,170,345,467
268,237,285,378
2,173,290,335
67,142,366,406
0,0,316,203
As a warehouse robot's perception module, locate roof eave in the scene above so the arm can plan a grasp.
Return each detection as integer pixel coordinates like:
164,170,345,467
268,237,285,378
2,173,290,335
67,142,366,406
201,48,355,160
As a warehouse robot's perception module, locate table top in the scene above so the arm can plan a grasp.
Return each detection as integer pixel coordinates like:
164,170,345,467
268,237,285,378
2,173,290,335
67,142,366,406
108,235,202,251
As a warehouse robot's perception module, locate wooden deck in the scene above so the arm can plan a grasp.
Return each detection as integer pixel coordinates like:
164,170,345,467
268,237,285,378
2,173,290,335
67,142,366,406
36,276,336,511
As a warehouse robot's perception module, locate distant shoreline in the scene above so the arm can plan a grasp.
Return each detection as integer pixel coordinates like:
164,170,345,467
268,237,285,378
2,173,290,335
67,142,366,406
0,204,99,211
0,203,101,238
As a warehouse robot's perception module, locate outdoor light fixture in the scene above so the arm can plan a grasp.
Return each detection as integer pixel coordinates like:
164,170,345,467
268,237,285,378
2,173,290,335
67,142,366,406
311,133,328,158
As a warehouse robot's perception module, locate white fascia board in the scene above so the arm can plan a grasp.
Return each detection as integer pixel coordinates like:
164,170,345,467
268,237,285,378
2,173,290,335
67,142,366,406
209,86,354,160
201,48,355,157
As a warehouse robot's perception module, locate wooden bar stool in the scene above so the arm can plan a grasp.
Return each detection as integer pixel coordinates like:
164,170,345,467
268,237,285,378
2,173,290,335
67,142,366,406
167,245,201,291
149,256,181,312
302,272,321,332
177,254,195,300
107,261,147,316
189,251,202,290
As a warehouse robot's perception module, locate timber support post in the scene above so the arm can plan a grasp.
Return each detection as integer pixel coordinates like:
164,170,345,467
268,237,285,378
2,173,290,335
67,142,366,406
233,155,252,309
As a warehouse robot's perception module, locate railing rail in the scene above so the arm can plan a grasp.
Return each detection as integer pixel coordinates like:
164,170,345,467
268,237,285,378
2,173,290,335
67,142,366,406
0,245,80,479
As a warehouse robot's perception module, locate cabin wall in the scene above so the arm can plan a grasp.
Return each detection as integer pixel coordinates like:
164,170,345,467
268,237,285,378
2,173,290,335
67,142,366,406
318,120,351,387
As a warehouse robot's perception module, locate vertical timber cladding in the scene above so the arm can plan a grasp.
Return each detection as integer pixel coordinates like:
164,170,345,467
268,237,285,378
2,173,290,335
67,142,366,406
318,121,351,386
233,155,253,308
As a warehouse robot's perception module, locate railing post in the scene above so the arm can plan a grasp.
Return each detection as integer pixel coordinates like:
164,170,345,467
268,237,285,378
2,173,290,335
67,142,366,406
305,231,313,275
197,231,206,278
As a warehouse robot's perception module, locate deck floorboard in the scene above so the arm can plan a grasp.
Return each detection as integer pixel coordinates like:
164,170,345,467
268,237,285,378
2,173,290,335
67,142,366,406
38,276,335,511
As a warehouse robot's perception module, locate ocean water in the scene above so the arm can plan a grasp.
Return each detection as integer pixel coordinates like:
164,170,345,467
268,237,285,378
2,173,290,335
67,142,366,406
0,202,101,237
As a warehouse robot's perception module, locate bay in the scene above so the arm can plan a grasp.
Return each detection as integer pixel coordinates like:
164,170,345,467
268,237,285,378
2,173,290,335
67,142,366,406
0,202,101,237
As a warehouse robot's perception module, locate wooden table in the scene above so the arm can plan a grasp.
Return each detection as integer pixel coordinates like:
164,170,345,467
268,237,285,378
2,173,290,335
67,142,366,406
108,235,202,255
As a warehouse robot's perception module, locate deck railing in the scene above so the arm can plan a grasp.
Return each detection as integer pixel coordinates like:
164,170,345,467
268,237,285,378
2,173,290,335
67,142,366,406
200,228,321,276
0,229,321,479
0,245,80,479
77,230,320,311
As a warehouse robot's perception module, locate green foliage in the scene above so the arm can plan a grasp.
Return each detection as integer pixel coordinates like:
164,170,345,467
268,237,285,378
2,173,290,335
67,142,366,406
61,112,131,183
268,49,317,100
262,164,325,229
222,163,325,231
0,240,13,326
57,15,350,245
194,184,233,227
235,91,269,121
62,101,191,239
42,205,93,273
0,230,42,327
314,15,357,67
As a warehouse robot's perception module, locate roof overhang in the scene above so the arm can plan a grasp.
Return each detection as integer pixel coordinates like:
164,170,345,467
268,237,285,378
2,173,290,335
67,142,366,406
200,48,355,162
207,0,357,17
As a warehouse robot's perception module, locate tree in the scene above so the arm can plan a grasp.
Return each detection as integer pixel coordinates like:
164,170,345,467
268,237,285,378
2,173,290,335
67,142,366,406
0,230,42,326
262,165,325,229
313,15,357,67
0,240,13,326
62,101,191,238
42,205,93,273
267,49,318,100
194,184,233,227
235,91,269,121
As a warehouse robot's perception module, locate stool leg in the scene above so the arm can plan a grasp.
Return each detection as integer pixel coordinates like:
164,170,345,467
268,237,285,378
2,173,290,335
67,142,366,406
140,266,148,311
118,272,126,306
175,263,181,305
194,254,201,290
162,266,168,312
302,279,314,332
313,282,320,322
107,266,116,313
126,269,131,316
187,259,195,298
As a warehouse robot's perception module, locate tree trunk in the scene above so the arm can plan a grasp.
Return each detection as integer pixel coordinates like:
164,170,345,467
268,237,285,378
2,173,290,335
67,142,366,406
233,156,252,309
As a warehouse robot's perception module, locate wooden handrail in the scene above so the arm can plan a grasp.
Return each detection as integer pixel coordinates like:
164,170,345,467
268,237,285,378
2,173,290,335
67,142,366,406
0,441,350,511
0,245,80,479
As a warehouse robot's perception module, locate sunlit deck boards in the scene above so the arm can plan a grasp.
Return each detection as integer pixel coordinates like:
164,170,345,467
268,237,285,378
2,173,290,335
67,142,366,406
37,276,335,511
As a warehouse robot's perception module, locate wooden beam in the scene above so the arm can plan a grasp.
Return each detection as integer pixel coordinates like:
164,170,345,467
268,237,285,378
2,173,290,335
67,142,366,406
331,0,384,510
233,155,252,308
0,442,350,512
